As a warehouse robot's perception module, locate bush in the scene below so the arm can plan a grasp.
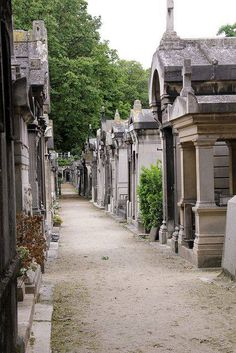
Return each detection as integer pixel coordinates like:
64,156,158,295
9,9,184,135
16,246,31,276
137,162,163,232
53,214,63,226
16,213,47,270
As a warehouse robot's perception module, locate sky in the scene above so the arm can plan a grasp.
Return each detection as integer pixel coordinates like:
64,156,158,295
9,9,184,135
87,0,236,68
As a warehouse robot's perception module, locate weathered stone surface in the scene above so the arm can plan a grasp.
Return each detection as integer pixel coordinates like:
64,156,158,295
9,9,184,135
222,196,236,278
149,0,236,269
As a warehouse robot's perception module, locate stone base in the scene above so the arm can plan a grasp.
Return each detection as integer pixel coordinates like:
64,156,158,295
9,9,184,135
159,233,167,244
178,244,222,268
171,238,178,254
179,205,227,268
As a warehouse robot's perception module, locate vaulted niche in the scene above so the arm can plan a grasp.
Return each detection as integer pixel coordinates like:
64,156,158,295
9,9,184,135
151,69,162,123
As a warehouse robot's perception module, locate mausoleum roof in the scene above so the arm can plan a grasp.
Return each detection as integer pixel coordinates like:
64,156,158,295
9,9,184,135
157,37,236,68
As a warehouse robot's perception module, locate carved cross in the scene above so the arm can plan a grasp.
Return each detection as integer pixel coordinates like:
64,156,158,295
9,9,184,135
181,59,194,97
166,0,174,32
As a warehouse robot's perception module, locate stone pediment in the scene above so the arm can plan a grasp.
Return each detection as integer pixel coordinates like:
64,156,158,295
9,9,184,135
168,93,199,121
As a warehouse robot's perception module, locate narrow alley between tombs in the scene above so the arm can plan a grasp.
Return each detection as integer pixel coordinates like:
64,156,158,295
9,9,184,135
43,185,236,353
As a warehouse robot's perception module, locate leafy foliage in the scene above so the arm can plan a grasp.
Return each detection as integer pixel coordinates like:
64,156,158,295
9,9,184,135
53,214,63,226
16,213,47,269
137,163,163,232
13,0,149,154
217,23,236,37
16,246,31,276
58,157,76,167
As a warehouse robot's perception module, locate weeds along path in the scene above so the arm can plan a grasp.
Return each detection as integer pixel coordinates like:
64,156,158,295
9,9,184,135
44,196,236,353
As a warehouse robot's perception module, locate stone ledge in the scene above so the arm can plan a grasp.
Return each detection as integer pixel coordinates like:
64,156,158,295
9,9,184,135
26,284,54,353
17,266,43,350
18,294,35,349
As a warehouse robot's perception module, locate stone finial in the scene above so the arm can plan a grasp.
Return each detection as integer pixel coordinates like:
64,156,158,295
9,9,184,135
133,100,142,112
180,59,194,97
100,106,106,122
114,109,121,122
167,0,174,32
32,21,47,42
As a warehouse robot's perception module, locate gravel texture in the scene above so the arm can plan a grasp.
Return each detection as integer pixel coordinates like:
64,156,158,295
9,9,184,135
44,191,236,353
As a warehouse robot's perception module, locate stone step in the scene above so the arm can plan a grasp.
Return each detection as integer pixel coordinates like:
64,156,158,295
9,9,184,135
18,294,36,351
26,284,54,353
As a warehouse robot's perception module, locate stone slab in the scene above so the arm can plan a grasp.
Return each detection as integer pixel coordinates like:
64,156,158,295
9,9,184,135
18,294,35,346
222,196,236,278
33,303,53,322
39,283,54,303
26,282,54,353
149,227,159,242
47,241,59,260
27,321,51,353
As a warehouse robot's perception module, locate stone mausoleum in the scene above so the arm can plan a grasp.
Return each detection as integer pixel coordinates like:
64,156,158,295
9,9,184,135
149,0,236,267
126,100,162,230
13,20,57,244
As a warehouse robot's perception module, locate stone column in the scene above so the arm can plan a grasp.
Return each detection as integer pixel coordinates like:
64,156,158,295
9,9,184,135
191,138,226,267
159,127,175,243
194,139,216,207
159,129,168,243
178,142,196,244
28,126,40,213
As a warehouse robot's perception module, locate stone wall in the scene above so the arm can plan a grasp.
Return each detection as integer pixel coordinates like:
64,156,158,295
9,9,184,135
0,1,19,351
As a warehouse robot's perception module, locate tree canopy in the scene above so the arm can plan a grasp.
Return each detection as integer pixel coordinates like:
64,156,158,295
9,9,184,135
217,23,236,37
13,0,149,154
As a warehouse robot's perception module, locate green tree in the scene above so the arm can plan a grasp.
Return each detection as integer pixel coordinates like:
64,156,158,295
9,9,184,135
13,0,149,153
217,23,236,37
137,163,163,232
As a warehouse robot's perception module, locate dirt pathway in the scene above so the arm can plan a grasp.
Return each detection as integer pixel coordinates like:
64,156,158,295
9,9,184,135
45,190,236,353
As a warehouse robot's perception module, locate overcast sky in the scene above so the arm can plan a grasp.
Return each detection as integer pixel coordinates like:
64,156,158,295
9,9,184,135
87,0,236,68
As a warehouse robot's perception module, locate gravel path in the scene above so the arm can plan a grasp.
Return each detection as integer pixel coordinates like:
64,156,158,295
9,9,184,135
45,191,236,353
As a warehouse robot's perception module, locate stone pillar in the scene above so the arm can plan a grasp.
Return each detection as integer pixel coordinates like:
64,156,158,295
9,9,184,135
159,129,168,244
28,127,40,213
37,135,46,214
192,138,226,267
177,142,196,246
159,127,175,243
194,139,216,207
